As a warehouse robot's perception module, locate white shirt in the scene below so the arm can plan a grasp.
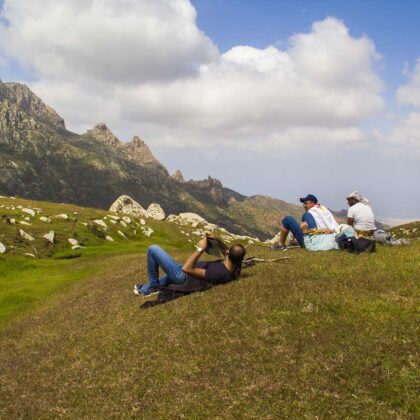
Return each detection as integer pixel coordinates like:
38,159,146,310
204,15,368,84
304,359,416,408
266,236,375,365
308,204,339,231
347,202,376,231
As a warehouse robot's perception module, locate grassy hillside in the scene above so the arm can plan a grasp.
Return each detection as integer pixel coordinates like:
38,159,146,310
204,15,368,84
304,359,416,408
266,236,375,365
0,197,419,418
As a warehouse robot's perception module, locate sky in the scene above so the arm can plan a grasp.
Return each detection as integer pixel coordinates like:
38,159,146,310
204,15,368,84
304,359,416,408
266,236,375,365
0,0,419,220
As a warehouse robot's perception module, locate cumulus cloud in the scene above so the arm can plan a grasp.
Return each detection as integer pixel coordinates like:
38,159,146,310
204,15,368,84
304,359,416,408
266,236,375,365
0,1,384,150
385,60,420,157
0,0,218,83
397,59,420,107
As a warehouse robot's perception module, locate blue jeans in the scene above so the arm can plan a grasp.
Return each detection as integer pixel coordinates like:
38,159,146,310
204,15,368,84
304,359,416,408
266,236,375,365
146,245,186,288
282,216,305,247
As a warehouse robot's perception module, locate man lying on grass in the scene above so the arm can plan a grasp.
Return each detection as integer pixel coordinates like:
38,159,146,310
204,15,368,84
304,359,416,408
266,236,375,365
134,235,246,296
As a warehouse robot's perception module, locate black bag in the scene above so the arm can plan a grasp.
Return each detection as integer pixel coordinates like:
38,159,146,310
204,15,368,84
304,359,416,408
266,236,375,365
338,236,376,253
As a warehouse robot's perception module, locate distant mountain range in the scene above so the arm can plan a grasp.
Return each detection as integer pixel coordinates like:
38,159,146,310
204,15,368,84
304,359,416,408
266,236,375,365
0,80,307,239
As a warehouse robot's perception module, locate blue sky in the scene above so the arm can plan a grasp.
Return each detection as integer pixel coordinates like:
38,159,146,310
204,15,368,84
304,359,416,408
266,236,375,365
0,0,419,221
192,0,420,100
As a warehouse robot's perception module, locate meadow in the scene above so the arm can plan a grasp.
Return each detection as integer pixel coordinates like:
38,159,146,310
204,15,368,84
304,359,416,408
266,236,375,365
0,197,419,418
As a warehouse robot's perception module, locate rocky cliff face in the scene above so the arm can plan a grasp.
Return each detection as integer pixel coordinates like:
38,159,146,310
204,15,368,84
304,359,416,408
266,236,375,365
0,81,302,238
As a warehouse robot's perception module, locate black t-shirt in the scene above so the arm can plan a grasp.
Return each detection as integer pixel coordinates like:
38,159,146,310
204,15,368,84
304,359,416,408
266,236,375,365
187,260,235,285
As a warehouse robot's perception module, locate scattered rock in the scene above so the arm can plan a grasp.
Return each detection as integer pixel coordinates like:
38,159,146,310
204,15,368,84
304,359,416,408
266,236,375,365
142,226,154,237
120,220,127,228
122,216,131,224
109,220,117,225
72,245,83,250
19,229,35,242
105,236,114,242
42,231,55,244
39,216,51,223
118,230,127,239
8,218,17,225
108,215,120,221
0,242,6,254
140,219,146,226
167,212,207,226
24,253,36,258
81,222,88,226
146,203,165,220
22,208,35,216
93,219,108,230
55,213,69,220
68,238,79,246
19,221,32,226
109,195,147,217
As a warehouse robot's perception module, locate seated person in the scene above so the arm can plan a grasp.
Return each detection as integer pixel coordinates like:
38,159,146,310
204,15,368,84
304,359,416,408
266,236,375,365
271,194,339,251
134,235,246,296
346,191,376,237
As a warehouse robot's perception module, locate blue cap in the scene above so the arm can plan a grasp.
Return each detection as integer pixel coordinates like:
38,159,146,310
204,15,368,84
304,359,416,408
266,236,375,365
299,194,318,203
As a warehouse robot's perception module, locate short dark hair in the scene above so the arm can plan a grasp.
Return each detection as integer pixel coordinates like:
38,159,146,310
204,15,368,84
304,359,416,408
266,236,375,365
228,244,246,265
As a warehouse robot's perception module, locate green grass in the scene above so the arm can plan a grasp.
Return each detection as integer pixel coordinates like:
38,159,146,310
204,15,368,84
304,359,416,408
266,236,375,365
0,196,419,417
0,241,418,418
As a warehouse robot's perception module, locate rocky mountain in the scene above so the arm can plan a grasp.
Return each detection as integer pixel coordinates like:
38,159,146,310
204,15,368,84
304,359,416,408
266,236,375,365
0,80,303,239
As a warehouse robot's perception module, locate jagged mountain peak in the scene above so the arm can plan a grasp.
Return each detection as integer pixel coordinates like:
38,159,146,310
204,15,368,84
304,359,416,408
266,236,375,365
124,135,161,167
85,123,121,147
0,80,65,130
171,169,185,182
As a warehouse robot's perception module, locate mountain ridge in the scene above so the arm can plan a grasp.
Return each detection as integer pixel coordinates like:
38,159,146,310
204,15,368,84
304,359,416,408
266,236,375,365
0,80,336,239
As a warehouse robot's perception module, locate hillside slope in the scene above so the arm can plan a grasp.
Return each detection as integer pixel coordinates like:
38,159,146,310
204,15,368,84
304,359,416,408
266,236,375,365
0,80,301,239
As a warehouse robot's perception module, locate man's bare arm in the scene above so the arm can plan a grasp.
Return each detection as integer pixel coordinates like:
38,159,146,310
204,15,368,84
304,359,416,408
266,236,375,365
182,237,207,280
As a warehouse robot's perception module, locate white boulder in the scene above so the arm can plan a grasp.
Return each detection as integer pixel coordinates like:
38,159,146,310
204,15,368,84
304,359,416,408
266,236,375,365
68,238,79,246
109,195,147,217
39,216,51,223
105,236,114,242
19,221,31,226
117,230,127,239
19,230,35,242
119,220,127,228
94,219,108,230
122,216,131,224
167,212,207,226
146,203,165,220
142,226,154,237
55,213,69,220
0,242,6,254
22,208,35,216
42,231,55,244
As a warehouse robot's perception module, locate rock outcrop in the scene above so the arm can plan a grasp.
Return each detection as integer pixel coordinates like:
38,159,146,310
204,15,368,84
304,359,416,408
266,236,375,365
86,123,121,148
171,170,185,182
146,203,165,220
109,195,147,216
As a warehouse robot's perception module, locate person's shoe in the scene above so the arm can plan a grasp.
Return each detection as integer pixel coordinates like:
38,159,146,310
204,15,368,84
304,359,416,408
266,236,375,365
139,284,160,296
269,243,287,251
133,284,143,295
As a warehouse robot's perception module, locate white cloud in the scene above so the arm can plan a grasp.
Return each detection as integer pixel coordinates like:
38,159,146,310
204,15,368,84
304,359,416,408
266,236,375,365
397,59,420,107
0,1,384,151
387,112,420,156
0,0,218,83
385,59,420,157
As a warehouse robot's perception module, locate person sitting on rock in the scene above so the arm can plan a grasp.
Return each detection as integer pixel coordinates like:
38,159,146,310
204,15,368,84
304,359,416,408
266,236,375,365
346,191,376,237
271,194,339,251
134,235,246,296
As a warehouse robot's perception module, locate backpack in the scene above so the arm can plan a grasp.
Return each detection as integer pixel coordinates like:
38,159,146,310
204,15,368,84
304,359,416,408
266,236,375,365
337,236,376,253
